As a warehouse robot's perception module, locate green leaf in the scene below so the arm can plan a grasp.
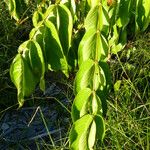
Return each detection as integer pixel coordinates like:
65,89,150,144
97,61,112,116
18,41,30,62
78,28,108,66
96,90,107,117
94,114,105,142
72,88,92,122
88,120,96,149
29,24,46,55
119,28,127,46
77,0,90,21
5,0,19,21
44,4,73,55
69,114,93,150
30,21,69,77
72,88,103,122
44,20,69,76
44,4,56,24
61,0,76,17
10,54,37,107
109,24,120,52
5,0,28,21
116,0,131,28
91,92,102,115
28,40,45,91
29,24,48,70
114,80,122,93
85,4,109,35
108,1,120,29
32,10,44,27
99,61,112,94
74,59,106,94
109,25,126,54
93,63,106,91
74,59,94,94
136,0,150,32
87,0,100,8
18,40,45,91
56,4,73,55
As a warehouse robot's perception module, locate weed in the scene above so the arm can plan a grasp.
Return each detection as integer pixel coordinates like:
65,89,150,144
102,32,150,149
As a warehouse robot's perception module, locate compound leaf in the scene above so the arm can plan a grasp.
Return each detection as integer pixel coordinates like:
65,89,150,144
10,54,37,107
116,0,131,28
5,0,19,21
28,40,45,91
85,4,109,35
57,4,73,55
91,92,102,115
136,0,150,32
61,0,76,17
78,28,108,66
74,59,94,94
74,59,106,95
5,0,28,21
69,114,93,150
87,0,100,8
94,114,105,142
30,21,69,77
32,10,44,27
72,88,92,122
18,40,45,91
88,120,96,149
93,63,106,91
44,20,69,76
44,4,56,24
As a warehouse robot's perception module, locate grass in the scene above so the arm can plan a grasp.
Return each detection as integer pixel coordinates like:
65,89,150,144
101,33,150,150
0,1,150,149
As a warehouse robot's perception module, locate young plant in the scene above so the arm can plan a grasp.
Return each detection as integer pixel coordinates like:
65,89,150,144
6,0,150,149
69,1,111,149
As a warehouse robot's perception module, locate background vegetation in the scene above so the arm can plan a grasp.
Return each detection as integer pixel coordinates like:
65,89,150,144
0,0,150,149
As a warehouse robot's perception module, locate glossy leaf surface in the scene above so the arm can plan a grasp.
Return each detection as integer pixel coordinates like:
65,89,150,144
74,59,94,94
10,54,37,107
57,4,73,55
32,10,44,27
78,28,108,66
69,114,93,150
72,88,92,122
88,120,96,149
136,0,150,32
30,21,69,77
85,4,109,34
18,40,45,91
74,59,106,94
